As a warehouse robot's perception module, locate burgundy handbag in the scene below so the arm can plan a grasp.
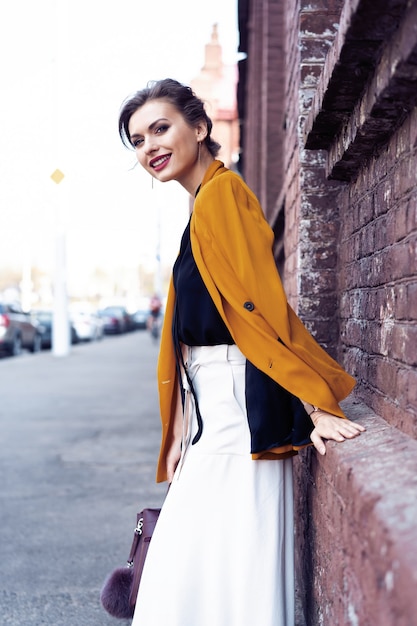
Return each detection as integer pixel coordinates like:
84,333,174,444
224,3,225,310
100,507,161,619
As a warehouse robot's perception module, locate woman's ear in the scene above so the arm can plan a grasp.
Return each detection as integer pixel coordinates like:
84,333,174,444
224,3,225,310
196,122,208,143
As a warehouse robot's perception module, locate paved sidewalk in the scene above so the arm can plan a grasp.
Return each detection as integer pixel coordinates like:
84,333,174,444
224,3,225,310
0,331,305,625
0,332,165,625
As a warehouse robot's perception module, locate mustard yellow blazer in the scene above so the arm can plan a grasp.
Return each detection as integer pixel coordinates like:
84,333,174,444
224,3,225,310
155,160,355,482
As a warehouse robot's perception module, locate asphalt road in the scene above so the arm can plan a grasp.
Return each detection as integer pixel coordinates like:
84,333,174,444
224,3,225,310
0,331,166,625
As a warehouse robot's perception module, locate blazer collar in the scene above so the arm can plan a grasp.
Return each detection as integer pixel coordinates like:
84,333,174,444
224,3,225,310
200,160,226,189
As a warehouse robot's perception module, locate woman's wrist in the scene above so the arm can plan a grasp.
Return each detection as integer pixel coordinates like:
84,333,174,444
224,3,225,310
302,401,320,416
309,408,329,427
302,402,329,426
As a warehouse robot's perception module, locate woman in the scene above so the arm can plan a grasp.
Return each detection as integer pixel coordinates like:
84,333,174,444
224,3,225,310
118,78,364,626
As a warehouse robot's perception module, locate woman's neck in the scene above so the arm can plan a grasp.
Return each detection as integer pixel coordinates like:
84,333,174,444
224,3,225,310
180,153,215,196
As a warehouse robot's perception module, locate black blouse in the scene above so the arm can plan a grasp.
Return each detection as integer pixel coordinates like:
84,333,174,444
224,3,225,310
173,218,233,346
172,217,314,453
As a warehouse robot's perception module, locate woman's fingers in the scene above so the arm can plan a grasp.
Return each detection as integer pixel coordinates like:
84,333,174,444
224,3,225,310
310,429,326,455
310,414,365,455
339,421,365,437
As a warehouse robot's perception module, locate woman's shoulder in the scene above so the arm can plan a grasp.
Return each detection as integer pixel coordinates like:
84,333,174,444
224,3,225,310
200,165,259,207
193,167,269,243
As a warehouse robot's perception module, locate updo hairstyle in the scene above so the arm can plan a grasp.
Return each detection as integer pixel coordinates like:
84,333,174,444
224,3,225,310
118,78,221,157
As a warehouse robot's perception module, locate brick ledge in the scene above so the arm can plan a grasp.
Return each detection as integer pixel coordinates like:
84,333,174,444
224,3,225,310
296,396,417,624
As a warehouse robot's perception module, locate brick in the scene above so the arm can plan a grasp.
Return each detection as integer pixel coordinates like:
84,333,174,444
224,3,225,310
395,282,408,319
357,196,375,228
389,243,410,281
374,179,393,216
301,163,329,189
393,204,409,242
396,366,409,406
407,282,417,318
364,288,379,320
407,369,417,406
299,38,333,63
392,323,417,366
300,0,344,10
299,292,338,317
300,147,328,167
299,12,340,38
300,64,323,86
369,356,398,397
359,225,374,256
299,269,337,294
406,194,417,231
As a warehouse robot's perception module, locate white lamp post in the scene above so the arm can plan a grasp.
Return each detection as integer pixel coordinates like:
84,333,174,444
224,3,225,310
51,168,70,357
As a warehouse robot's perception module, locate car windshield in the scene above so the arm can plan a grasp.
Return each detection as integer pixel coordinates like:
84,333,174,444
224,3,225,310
34,312,52,322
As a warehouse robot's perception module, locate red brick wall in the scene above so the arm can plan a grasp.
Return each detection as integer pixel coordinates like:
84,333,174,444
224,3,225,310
238,0,417,624
339,109,417,439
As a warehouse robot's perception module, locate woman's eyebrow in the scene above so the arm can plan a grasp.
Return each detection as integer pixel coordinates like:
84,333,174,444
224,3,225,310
131,117,170,139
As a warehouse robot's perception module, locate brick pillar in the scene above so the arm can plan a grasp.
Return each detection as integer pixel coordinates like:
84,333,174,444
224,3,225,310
242,0,285,220
295,0,344,356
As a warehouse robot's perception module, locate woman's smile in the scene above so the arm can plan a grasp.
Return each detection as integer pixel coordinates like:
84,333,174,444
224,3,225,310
128,99,211,194
150,154,171,171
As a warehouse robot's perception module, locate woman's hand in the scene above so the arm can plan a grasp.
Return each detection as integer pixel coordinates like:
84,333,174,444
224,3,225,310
310,410,365,455
165,384,184,483
166,437,182,483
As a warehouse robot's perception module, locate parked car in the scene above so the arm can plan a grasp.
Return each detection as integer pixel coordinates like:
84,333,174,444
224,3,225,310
31,310,79,349
98,306,132,334
70,310,104,342
0,301,43,356
131,309,149,330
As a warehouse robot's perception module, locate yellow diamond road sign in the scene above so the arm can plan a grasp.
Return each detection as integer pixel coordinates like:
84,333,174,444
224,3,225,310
51,169,65,184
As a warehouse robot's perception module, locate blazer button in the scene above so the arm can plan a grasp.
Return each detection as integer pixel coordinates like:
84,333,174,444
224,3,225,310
243,301,255,311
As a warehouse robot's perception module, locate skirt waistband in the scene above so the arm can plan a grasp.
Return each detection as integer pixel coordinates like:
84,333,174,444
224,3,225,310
187,344,245,367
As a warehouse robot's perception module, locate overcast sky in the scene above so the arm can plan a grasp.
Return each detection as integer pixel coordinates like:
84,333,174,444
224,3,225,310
0,0,238,295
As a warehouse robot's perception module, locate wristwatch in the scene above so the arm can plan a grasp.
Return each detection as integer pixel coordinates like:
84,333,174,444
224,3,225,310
303,402,320,417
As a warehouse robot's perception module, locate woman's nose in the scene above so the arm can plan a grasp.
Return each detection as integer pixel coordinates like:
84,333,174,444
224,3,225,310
144,137,158,154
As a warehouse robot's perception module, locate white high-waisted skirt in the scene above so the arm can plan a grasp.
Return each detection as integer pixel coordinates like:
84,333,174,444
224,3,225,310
132,344,294,626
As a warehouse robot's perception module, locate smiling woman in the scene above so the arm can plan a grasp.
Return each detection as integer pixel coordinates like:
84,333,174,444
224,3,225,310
115,78,363,626
119,79,221,194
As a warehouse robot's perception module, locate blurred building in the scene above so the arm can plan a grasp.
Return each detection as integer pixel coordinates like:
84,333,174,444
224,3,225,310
191,24,240,170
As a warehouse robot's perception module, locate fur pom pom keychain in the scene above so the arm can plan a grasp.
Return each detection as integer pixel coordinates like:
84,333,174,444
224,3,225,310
100,508,161,619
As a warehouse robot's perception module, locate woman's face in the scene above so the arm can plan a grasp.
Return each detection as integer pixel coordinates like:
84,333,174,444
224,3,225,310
128,99,205,191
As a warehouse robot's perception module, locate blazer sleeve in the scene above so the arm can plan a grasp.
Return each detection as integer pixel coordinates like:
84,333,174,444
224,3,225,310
191,170,356,409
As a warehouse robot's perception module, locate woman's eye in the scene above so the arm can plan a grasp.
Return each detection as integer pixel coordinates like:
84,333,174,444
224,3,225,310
155,125,169,134
132,138,144,148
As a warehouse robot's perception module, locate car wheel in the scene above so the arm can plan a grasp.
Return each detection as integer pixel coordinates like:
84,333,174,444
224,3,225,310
8,335,22,356
30,333,42,353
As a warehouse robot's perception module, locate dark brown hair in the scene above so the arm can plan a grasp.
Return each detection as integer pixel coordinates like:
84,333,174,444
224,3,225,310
118,78,221,157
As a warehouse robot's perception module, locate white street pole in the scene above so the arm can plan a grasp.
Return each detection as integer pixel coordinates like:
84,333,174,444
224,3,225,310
155,200,162,297
20,246,33,313
51,169,70,357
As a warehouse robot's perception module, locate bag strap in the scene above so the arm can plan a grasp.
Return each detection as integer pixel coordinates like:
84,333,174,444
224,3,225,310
126,517,143,567
128,508,161,609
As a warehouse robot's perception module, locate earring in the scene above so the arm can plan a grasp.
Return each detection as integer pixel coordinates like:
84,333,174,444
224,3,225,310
198,141,201,166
